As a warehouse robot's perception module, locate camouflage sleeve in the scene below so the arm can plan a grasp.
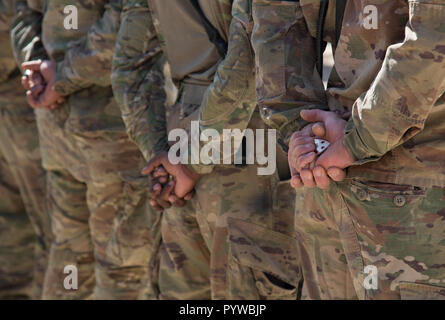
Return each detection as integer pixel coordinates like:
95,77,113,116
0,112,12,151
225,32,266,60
53,0,121,96
190,0,257,174
251,0,327,148
111,0,168,161
0,0,16,82
343,0,445,163
10,0,47,68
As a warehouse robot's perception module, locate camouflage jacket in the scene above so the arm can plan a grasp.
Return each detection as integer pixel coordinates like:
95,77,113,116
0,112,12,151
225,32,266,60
11,0,129,134
111,0,168,161
255,0,445,187
252,0,327,146
189,0,256,174
0,0,37,116
0,0,17,84
112,0,237,163
190,0,325,174
339,0,445,187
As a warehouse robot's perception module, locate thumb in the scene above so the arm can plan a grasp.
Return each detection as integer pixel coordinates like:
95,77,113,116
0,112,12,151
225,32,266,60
22,60,42,71
141,152,168,175
312,122,326,138
301,109,328,123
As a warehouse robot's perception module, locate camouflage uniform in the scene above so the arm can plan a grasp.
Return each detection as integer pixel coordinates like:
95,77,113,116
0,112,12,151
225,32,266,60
0,0,52,300
113,0,301,299
12,0,158,300
112,0,185,299
256,0,445,299
250,0,357,300
190,0,306,300
185,0,356,301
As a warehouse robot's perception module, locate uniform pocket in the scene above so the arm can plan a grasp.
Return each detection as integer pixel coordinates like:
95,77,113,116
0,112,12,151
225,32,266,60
400,282,445,300
346,180,427,224
227,217,301,300
338,180,440,300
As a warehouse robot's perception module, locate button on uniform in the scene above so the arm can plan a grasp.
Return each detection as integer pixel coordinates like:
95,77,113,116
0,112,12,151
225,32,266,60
357,189,368,201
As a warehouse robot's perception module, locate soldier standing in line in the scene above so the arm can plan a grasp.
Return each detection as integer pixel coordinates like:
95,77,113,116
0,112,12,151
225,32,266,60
0,0,53,300
139,0,317,299
289,0,445,300
12,0,159,299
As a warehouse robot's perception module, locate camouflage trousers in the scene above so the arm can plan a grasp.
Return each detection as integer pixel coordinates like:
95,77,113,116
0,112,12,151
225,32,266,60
35,103,158,300
0,75,52,300
226,179,303,300
155,165,302,300
301,179,445,300
153,202,210,300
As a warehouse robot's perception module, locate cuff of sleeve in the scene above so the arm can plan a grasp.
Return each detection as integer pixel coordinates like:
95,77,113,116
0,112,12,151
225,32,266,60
343,119,381,166
54,61,84,96
278,104,330,146
189,163,214,175
140,141,169,163
185,140,215,175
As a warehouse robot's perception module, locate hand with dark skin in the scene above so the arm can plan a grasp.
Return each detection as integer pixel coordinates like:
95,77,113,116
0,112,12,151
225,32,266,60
21,60,65,110
142,152,200,211
289,109,353,190
22,68,45,99
147,165,195,211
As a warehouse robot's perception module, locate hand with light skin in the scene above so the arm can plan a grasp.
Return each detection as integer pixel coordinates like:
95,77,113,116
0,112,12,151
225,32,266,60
289,109,353,190
142,152,200,211
21,60,65,110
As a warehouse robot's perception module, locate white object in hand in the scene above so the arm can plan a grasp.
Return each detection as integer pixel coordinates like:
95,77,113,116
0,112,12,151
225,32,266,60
314,138,330,155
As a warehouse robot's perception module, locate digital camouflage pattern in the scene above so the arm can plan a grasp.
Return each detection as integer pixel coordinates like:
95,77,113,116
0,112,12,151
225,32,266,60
190,0,257,174
111,0,168,162
113,0,300,300
258,0,445,188
11,0,159,299
193,0,304,300
305,180,445,300
250,0,350,300
0,0,52,300
339,180,445,300
227,179,302,300
252,0,328,145
112,0,212,300
253,0,445,299
317,0,445,299
114,0,232,300
148,0,301,300
340,1,445,189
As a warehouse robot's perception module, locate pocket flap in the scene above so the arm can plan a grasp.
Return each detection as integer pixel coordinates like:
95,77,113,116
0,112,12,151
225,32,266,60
400,282,445,300
228,217,301,287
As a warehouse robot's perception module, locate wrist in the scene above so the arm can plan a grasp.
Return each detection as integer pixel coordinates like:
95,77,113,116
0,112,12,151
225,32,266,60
183,164,202,183
339,136,355,168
